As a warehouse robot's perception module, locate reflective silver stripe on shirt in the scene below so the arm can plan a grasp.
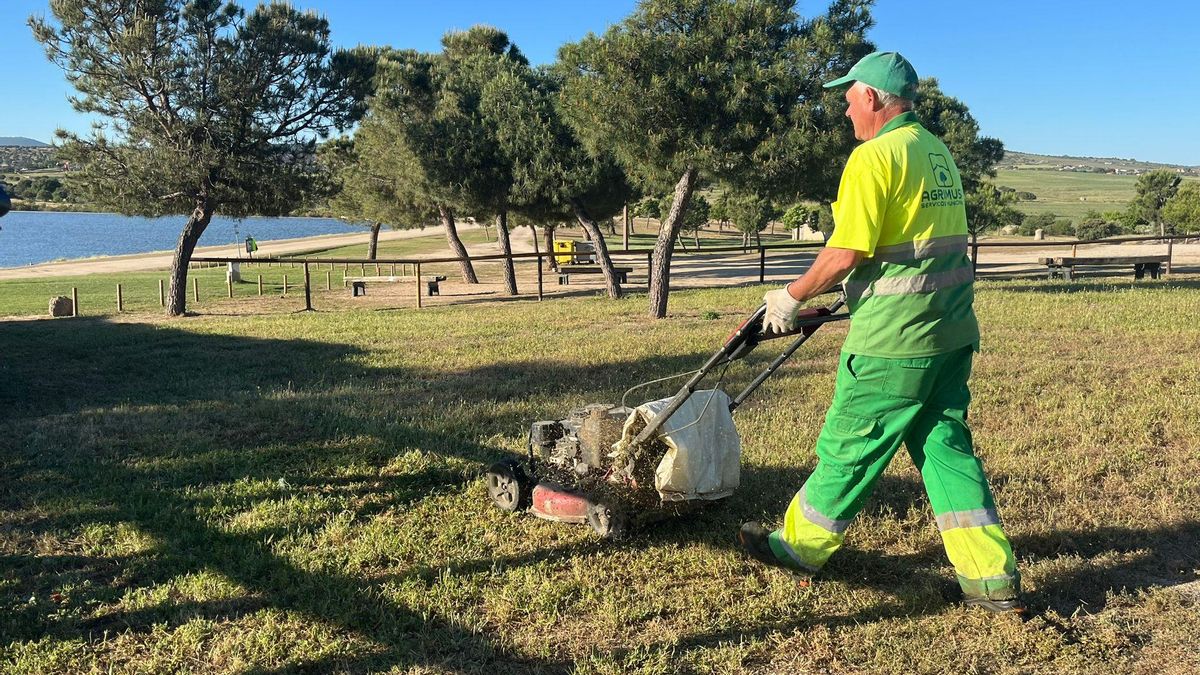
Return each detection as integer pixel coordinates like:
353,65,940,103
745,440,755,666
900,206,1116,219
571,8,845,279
867,265,974,298
873,234,969,263
801,486,852,534
935,508,1000,532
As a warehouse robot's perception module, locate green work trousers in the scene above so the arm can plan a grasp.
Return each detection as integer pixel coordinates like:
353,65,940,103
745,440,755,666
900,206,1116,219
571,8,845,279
768,345,1020,601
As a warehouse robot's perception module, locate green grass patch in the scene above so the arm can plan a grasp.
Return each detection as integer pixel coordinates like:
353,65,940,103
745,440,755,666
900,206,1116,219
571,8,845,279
2,277,1198,672
996,169,1200,221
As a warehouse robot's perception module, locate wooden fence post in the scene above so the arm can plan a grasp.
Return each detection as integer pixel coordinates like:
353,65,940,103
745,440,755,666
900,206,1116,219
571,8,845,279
193,277,199,302
258,275,263,295
158,279,165,307
303,263,312,311
623,203,630,251
116,283,123,312
415,261,422,309
227,275,233,298
758,247,766,284
72,287,78,317
282,274,288,296
326,270,332,291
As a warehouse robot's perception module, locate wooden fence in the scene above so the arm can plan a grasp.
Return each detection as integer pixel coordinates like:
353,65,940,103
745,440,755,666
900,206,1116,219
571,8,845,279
52,234,1194,316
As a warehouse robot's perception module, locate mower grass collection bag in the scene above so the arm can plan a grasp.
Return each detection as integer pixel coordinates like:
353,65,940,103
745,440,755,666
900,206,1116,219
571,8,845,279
612,389,741,502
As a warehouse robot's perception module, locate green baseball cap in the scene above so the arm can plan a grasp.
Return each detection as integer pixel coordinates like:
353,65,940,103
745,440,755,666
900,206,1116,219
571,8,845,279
823,51,918,98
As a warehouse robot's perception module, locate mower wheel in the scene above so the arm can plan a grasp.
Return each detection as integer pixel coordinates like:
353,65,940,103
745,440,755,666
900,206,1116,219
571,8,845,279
486,459,532,512
586,502,629,540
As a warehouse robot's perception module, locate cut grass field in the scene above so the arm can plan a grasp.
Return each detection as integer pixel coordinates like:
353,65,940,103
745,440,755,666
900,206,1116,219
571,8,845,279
2,278,1198,673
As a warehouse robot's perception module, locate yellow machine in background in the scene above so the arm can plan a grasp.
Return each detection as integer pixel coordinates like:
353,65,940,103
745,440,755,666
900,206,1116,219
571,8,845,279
553,239,596,266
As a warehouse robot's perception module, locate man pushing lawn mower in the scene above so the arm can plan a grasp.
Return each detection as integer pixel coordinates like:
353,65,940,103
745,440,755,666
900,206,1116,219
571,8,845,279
737,51,1024,614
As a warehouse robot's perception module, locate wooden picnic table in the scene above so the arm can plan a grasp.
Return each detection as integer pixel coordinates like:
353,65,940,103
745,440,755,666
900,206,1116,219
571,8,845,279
345,274,447,296
1038,255,1168,281
557,265,634,285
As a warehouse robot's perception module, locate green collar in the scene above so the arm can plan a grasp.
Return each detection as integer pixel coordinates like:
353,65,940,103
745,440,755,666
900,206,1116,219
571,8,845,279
874,111,920,139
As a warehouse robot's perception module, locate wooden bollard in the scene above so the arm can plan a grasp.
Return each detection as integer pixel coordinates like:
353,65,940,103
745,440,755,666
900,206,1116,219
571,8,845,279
282,274,288,296
116,283,123,312
158,279,165,307
258,275,263,295
326,271,331,291
72,286,79,317
193,277,199,302
227,275,233,298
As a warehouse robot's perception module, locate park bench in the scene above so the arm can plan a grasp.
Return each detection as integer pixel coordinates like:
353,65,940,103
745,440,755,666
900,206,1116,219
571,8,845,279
1039,255,1168,281
557,265,634,285
344,274,447,297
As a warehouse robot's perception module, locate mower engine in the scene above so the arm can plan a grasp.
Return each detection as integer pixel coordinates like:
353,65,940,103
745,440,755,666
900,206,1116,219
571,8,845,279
530,403,630,477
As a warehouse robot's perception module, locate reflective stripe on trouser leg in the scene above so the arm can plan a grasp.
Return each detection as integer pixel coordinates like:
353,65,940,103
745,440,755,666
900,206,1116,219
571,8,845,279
771,352,921,571
904,348,1020,600
769,486,847,571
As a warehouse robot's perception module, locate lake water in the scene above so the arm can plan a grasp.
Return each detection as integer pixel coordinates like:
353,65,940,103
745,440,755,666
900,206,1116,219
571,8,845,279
0,211,361,268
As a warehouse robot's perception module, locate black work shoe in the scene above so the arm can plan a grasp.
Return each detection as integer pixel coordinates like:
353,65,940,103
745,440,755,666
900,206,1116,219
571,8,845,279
738,522,811,582
964,596,1027,615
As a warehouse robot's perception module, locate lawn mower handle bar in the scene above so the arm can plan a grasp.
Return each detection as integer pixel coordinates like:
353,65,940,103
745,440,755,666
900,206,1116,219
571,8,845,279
629,295,848,447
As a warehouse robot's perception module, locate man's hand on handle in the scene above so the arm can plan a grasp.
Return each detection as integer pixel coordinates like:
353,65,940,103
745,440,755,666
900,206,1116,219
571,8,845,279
763,286,803,334
762,246,865,333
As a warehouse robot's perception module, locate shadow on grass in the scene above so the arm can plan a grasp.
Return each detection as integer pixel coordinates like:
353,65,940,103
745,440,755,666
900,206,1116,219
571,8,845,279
0,314,744,670
3,314,1195,670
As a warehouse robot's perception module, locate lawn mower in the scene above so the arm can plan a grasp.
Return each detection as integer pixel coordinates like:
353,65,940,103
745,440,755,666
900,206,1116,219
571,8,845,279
485,294,849,538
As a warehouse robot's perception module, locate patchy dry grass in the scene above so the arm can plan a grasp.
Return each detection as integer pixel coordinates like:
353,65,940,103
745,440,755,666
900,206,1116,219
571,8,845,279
1,277,1198,673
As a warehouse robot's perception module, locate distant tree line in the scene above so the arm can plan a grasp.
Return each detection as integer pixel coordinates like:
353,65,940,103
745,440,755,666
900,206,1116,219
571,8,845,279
5,176,71,203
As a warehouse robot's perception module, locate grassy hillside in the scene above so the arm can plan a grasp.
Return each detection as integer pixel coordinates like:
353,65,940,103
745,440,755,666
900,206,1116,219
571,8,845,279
995,169,1200,221
1,279,1198,673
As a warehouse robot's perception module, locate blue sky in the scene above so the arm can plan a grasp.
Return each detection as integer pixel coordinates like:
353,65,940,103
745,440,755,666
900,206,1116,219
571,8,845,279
4,1,1198,165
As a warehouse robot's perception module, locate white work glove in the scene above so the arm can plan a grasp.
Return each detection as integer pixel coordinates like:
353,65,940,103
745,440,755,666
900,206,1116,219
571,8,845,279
762,286,802,334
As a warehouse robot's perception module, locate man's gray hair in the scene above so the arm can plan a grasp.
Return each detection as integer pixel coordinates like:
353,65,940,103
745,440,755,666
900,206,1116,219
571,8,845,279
862,83,913,111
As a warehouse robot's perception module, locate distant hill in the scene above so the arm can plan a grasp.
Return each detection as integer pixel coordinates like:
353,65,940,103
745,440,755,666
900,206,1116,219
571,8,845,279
1001,150,1199,175
0,137,49,148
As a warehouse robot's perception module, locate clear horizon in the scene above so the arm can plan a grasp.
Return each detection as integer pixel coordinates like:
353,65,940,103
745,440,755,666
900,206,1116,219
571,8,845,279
3,0,1198,166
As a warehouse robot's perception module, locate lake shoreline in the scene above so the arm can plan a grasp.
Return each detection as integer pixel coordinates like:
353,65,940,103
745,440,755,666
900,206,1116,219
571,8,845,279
0,223,474,280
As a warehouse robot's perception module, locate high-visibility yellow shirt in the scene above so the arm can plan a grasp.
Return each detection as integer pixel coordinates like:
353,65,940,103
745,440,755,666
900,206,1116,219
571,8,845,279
826,111,979,358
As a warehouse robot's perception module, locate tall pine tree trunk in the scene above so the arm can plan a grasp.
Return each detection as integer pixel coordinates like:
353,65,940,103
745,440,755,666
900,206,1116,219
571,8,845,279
496,211,517,295
571,199,623,300
439,205,478,284
544,224,558,271
166,199,215,317
367,221,381,260
648,167,698,319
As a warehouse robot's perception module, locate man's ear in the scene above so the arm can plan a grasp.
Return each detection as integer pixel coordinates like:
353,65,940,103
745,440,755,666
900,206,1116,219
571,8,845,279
864,86,882,111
